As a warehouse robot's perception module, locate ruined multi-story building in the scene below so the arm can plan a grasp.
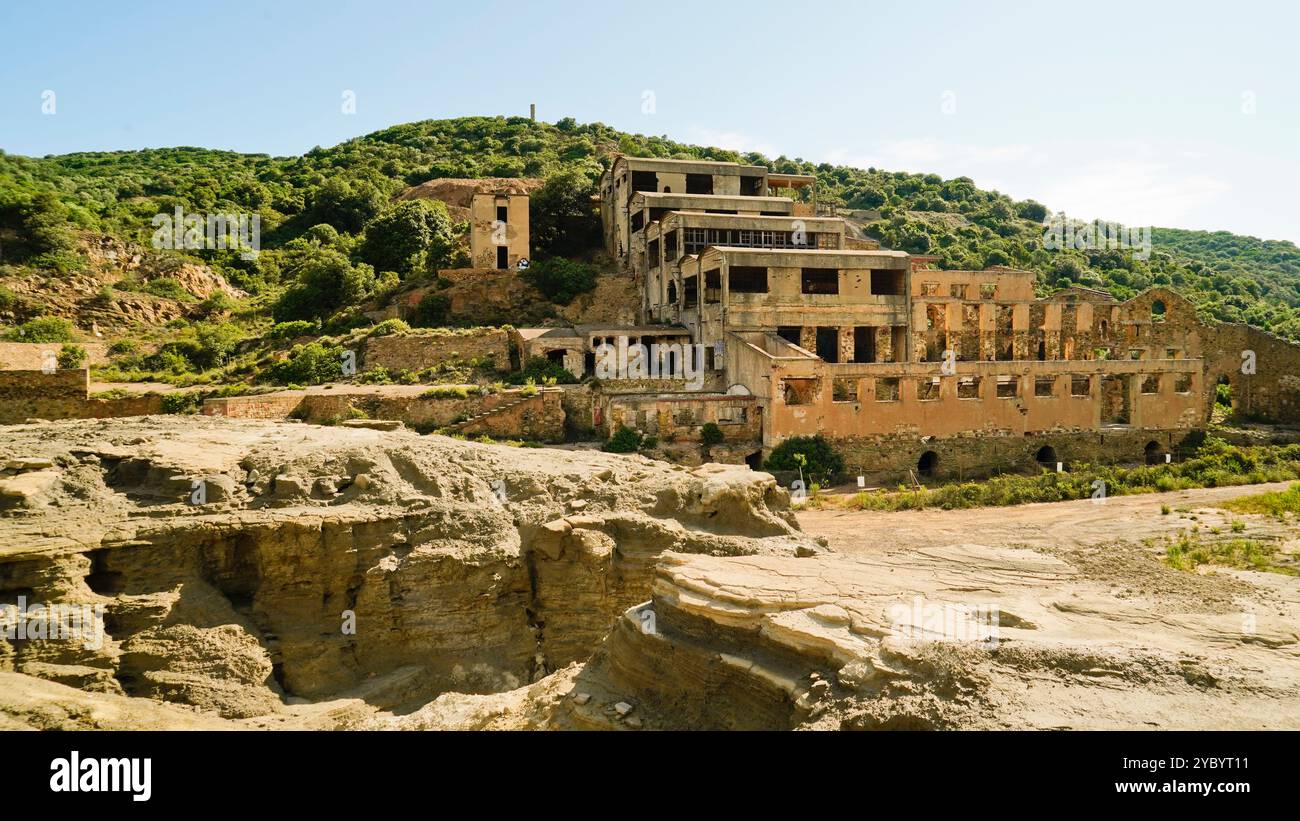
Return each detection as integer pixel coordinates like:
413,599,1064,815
574,155,1300,480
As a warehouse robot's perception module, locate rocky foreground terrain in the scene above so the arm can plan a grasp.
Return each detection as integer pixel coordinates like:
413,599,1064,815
1,417,1297,730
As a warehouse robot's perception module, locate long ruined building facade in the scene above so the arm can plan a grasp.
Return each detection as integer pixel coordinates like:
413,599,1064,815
525,154,1300,480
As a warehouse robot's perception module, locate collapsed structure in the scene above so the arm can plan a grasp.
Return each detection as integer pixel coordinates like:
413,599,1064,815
519,154,1300,480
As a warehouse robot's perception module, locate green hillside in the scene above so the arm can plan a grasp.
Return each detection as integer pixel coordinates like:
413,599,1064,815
2,115,1298,346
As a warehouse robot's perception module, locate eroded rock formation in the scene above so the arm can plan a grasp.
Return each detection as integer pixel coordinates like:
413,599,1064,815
0,416,820,722
576,545,1300,729
4,416,1297,731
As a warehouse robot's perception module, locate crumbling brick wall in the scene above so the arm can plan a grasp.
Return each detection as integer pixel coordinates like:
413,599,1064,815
1120,287,1300,424
1203,324,1300,424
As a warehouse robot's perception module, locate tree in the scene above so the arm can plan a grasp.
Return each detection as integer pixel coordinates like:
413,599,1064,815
270,342,348,385
0,191,77,262
764,435,843,484
529,169,601,258
846,186,886,210
358,199,455,276
273,247,376,322
191,322,244,369
308,178,387,233
1016,200,1049,223
984,248,1011,267
527,257,596,304
302,223,342,246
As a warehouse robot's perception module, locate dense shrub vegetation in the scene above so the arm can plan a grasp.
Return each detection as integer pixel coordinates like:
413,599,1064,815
56,343,87,369
603,425,644,453
526,257,597,304
505,356,577,385
765,435,844,484
269,342,347,385
3,316,75,342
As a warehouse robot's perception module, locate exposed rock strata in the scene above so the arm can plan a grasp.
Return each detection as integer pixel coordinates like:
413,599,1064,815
4,416,1297,731
0,417,819,719
578,547,1300,729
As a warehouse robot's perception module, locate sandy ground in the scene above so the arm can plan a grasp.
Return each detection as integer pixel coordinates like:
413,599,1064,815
797,481,1298,556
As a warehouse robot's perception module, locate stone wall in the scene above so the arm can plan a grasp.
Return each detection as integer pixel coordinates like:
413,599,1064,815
1203,324,1300,424
202,393,306,420
835,427,1199,484
0,368,86,400
560,383,597,439
81,395,166,420
0,369,163,424
1115,288,1300,425
600,392,763,466
203,388,566,442
360,328,510,373
451,390,564,442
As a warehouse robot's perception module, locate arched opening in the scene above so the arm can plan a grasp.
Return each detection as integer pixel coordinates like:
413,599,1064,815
1144,440,1165,465
1100,319,1109,335
662,186,672,193
745,451,764,470
1035,445,1058,469
1151,300,1166,322
917,451,939,478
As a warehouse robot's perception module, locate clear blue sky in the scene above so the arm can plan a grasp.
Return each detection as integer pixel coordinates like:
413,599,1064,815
2,0,1297,242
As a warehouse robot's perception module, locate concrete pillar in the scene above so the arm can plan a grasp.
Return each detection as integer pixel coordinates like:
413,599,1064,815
876,327,892,363
839,327,855,362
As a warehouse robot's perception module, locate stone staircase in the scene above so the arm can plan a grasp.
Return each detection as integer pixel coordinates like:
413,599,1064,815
443,393,536,434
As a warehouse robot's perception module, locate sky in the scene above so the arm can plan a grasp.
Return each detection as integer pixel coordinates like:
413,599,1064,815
1,0,1297,243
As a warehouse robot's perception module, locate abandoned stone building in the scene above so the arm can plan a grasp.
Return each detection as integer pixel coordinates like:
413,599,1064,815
524,154,1300,480
600,155,816,262
469,182,530,270
398,177,532,269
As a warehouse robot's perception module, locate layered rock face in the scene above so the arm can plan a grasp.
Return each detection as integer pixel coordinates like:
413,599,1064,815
581,546,1300,730
0,417,820,721
6,416,1297,731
